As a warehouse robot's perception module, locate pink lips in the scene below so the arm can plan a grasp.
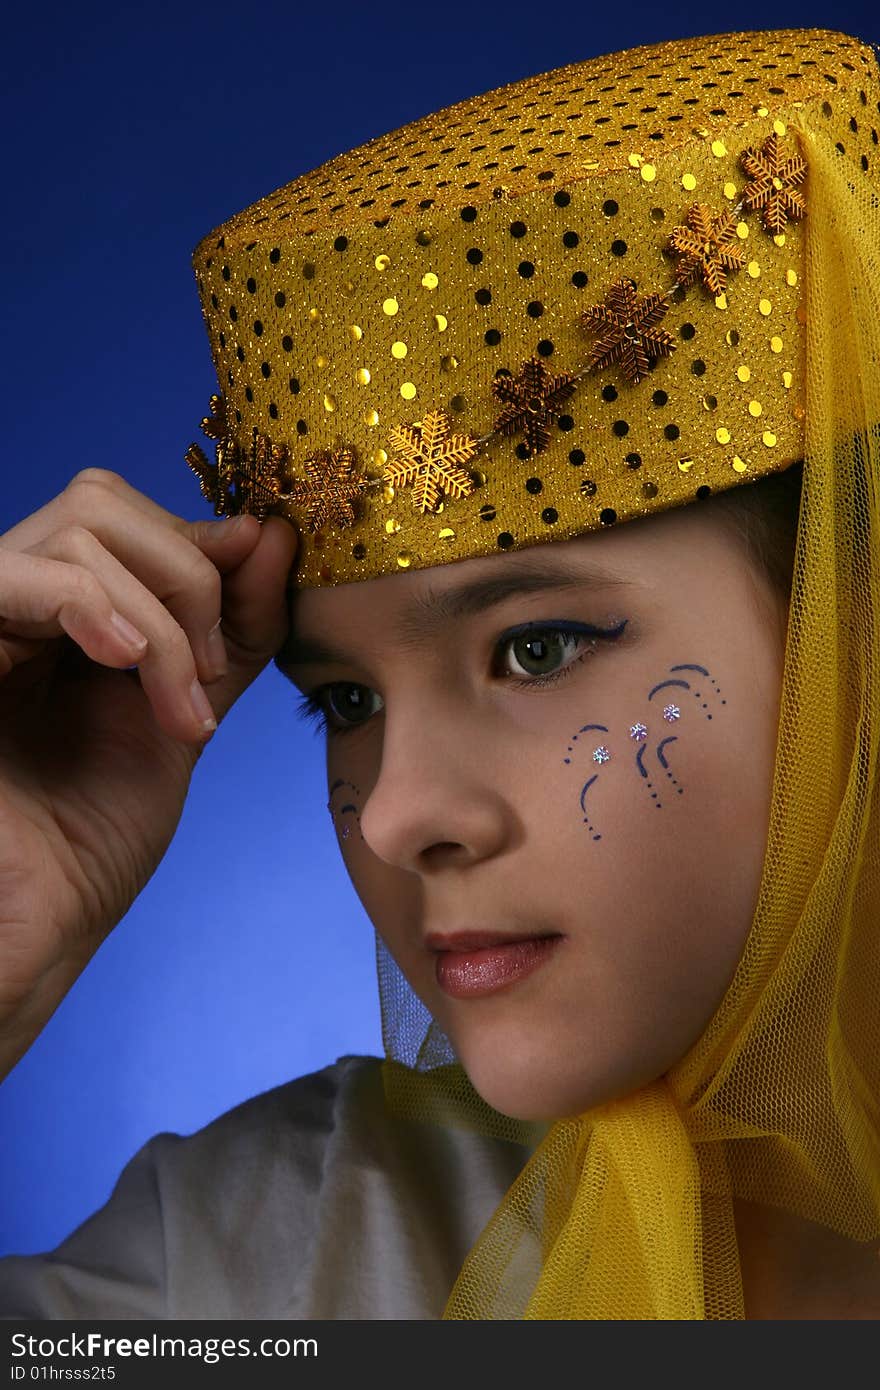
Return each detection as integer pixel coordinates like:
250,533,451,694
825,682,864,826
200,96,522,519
432,934,563,998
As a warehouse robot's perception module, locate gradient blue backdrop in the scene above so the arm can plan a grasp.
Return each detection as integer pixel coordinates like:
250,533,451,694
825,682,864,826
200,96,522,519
1,0,877,1255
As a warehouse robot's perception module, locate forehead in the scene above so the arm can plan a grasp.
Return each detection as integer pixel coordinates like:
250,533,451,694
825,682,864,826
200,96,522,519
276,519,699,673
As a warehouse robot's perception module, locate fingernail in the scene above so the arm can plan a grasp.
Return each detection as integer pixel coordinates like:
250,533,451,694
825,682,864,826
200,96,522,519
213,516,246,536
110,609,149,651
190,677,217,733
205,620,228,678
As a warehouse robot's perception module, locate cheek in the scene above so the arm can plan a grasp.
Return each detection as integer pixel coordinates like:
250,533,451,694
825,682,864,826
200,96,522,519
557,660,735,843
533,655,769,995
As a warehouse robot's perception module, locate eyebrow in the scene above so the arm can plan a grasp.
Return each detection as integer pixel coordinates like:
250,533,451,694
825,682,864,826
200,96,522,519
276,555,639,671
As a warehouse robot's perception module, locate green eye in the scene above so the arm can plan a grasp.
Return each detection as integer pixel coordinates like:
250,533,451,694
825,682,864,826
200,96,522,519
506,629,583,678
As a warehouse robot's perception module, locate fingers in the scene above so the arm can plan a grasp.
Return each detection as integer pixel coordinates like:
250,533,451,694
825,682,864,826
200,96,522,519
0,467,301,745
16,527,225,743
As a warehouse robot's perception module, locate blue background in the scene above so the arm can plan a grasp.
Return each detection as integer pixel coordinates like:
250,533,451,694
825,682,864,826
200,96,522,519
1,0,877,1255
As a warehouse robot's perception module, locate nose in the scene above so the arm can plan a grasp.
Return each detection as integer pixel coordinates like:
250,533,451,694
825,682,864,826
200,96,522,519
356,690,514,874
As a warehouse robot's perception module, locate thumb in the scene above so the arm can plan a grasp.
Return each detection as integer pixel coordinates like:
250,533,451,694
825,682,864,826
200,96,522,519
198,513,300,710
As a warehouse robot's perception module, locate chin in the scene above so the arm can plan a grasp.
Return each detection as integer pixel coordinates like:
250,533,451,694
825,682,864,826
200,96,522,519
457,1049,620,1124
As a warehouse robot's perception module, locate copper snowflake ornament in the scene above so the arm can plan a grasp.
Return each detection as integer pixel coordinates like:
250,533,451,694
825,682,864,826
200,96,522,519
185,393,243,516
740,131,807,234
578,278,677,385
491,355,578,456
667,204,747,295
385,409,480,514
286,445,370,532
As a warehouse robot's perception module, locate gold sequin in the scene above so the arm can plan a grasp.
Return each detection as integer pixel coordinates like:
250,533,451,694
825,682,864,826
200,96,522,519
382,482,395,502
323,393,337,412
726,329,740,346
628,153,643,167
716,427,731,444
711,140,728,157
732,456,748,472
703,395,718,410
682,173,697,191
383,297,399,315
375,254,391,271
421,272,439,289
364,408,379,427
438,527,456,540
308,307,321,322
786,269,798,286
400,382,417,400
677,457,695,472
759,299,772,316
723,182,738,199
434,314,448,331
773,119,787,136
391,342,408,359
350,324,363,341
373,448,388,467
640,164,656,182
316,354,328,368
397,551,412,568
771,336,784,353
440,354,459,372
773,233,787,247
715,292,728,309
415,230,431,246
762,431,778,447
737,365,751,382
736,222,749,240
782,371,793,388
747,261,761,278
748,400,763,416
356,368,371,385
756,105,770,117
385,518,401,534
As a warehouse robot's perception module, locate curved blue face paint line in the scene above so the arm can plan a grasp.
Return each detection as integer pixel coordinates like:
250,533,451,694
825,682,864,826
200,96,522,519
657,736,678,768
636,743,649,778
669,663,710,676
339,803,358,815
580,773,598,815
648,677,691,701
328,778,347,795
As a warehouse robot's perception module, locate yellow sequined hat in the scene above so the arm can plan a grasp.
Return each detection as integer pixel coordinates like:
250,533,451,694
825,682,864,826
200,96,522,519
186,27,878,588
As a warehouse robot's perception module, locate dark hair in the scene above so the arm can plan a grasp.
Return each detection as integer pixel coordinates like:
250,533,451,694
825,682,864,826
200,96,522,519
704,460,803,612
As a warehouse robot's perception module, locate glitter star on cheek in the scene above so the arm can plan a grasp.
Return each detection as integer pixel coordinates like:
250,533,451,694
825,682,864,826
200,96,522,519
578,277,676,385
385,408,480,514
490,355,578,457
667,204,747,295
740,131,807,235
286,445,370,532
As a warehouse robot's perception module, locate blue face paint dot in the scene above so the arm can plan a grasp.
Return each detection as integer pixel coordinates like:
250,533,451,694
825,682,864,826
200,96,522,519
707,714,713,719
677,787,684,793
721,699,726,704
593,834,601,841
564,758,571,764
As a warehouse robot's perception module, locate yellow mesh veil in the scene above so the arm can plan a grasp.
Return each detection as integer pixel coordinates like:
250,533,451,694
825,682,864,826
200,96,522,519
375,81,880,1318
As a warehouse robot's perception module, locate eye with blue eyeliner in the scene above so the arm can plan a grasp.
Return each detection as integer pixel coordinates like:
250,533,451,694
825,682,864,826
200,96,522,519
293,618,629,737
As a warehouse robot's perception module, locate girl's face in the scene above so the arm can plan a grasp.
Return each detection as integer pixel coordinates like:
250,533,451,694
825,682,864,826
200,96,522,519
278,502,788,1121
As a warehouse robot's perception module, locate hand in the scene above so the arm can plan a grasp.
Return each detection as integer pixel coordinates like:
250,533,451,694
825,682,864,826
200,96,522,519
0,468,299,1077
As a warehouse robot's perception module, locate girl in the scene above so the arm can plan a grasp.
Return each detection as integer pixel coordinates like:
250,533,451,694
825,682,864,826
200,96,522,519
1,24,879,1319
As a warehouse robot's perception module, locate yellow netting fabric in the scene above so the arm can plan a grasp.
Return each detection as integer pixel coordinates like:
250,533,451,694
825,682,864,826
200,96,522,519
376,114,880,1317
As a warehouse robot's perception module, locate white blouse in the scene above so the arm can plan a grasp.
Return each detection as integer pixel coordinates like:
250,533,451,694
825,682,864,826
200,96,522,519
0,1054,541,1319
